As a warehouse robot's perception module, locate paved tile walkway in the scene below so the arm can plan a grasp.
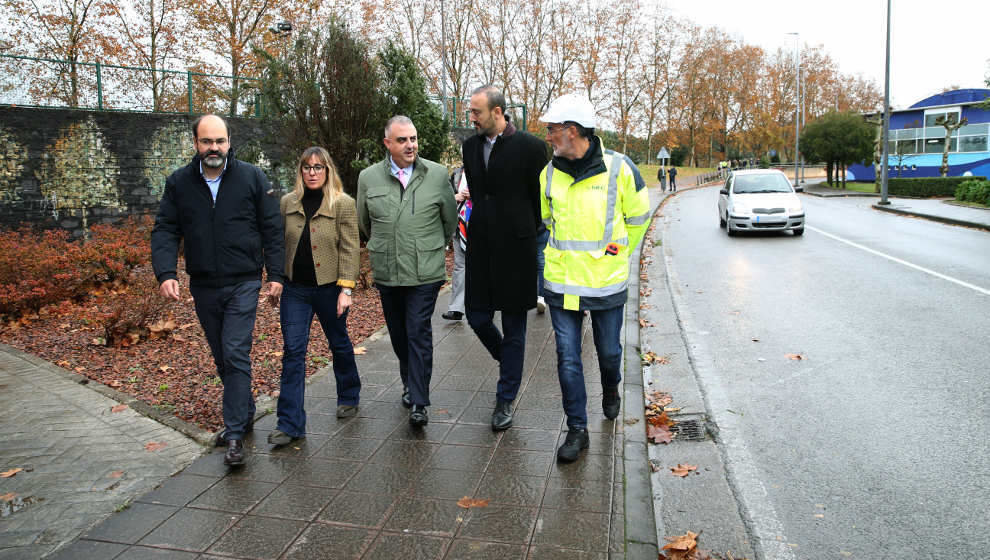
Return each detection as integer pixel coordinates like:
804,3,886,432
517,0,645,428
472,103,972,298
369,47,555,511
54,310,628,559
0,345,203,559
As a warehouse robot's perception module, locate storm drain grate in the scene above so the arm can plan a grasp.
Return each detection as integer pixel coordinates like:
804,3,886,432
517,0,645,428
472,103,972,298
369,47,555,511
671,419,707,441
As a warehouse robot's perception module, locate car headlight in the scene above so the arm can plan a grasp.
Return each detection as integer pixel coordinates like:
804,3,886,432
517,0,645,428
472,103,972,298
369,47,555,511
787,204,802,214
731,203,749,215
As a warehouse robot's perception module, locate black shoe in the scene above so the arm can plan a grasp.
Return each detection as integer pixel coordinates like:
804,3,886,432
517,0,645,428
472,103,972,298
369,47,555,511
491,399,513,432
409,405,428,427
401,387,413,408
442,311,463,321
216,421,254,447
224,439,246,466
602,385,621,420
556,428,589,463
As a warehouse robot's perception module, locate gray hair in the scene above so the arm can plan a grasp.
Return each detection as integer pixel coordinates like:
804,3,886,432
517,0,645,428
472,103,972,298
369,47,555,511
385,115,414,138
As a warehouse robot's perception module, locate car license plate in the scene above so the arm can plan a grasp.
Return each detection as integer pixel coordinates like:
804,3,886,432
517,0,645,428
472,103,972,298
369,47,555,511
756,215,784,223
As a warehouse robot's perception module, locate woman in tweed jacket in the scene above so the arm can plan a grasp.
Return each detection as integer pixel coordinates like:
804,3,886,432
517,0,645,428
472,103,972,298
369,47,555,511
270,147,362,446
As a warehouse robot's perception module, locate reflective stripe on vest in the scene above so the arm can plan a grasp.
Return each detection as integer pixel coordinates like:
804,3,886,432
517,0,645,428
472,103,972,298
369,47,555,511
543,277,628,297
544,151,623,251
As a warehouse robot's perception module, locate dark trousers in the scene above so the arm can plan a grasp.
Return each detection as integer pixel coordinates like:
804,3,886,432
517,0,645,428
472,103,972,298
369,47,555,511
548,304,623,430
466,309,528,402
278,281,361,437
189,279,261,441
377,281,442,407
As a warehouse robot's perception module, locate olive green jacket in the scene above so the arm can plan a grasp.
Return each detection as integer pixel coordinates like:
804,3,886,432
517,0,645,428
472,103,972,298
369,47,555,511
280,191,360,288
357,156,457,286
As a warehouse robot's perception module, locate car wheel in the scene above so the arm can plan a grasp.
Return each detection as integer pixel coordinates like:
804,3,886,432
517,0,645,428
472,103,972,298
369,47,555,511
793,227,804,236
726,216,736,237
719,213,726,227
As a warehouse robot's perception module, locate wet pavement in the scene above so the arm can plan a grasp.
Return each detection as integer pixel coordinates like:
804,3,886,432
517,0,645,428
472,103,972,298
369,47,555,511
26,190,668,560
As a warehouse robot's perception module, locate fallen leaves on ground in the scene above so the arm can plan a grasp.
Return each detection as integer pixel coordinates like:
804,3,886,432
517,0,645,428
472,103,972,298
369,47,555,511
786,353,805,361
353,346,367,355
639,318,655,328
649,460,661,472
0,492,16,501
662,531,699,559
647,391,673,408
642,351,670,365
111,404,128,413
670,464,698,477
108,471,124,478
646,405,676,445
0,250,421,432
0,468,22,478
144,442,167,452
456,497,489,508
647,424,673,444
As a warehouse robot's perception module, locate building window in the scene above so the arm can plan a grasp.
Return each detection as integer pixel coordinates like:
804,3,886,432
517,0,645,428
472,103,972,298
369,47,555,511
924,107,961,127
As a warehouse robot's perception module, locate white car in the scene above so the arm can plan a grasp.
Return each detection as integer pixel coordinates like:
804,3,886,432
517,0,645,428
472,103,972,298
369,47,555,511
717,169,805,236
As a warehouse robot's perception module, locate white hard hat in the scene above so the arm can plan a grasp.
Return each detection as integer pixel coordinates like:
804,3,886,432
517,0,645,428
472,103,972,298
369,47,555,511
541,93,597,128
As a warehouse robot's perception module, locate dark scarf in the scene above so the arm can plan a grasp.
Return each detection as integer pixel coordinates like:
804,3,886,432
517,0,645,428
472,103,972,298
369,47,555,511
552,135,606,182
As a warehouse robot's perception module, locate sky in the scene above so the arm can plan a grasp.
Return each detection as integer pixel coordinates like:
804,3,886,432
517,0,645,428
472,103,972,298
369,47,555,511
669,0,990,109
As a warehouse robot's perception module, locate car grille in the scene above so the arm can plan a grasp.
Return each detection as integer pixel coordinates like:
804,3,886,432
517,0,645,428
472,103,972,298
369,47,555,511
752,222,787,228
752,208,785,214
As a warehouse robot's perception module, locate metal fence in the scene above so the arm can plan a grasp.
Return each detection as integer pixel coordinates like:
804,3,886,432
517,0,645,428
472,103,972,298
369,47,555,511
0,54,262,116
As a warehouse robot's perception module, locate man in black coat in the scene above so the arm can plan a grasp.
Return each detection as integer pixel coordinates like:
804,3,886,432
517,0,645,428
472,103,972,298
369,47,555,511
151,114,284,467
462,85,549,431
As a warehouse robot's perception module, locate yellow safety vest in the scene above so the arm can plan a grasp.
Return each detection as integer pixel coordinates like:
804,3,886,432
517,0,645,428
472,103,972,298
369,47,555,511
540,148,651,311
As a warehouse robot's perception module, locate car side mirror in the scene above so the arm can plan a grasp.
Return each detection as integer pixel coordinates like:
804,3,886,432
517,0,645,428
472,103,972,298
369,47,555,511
719,188,728,195
793,186,803,193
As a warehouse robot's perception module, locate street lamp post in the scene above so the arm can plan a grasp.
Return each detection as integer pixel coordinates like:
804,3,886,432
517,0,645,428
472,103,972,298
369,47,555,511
788,32,801,186
879,0,892,205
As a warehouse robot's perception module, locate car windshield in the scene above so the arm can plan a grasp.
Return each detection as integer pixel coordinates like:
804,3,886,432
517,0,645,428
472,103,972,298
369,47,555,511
732,174,792,194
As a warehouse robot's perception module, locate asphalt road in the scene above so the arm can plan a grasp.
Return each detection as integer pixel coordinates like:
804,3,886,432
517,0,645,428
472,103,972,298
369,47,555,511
661,187,990,560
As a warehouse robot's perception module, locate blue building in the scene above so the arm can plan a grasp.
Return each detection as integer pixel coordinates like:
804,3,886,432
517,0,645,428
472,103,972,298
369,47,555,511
847,88,990,180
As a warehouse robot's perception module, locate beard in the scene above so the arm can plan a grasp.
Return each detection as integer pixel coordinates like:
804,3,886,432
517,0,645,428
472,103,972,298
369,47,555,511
201,150,226,169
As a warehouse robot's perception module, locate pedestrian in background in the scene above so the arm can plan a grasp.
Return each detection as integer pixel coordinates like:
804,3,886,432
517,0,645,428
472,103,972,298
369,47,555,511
461,85,549,432
442,166,470,321
357,116,457,427
271,147,362,447
151,114,284,467
539,94,651,462
668,165,678,191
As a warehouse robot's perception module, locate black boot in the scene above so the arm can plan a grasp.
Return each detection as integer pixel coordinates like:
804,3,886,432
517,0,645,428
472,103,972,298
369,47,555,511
602,385,621,420
556,428,589,463
491,399,513,432
409,405,429,427
224,439,246,466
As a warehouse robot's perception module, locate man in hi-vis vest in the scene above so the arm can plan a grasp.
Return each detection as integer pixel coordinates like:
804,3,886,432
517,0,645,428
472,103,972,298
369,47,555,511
539,94,651,462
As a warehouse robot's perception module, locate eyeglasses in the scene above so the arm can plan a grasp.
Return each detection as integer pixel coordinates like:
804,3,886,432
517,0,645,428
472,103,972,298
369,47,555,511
545,124,571,135
302,165,327,174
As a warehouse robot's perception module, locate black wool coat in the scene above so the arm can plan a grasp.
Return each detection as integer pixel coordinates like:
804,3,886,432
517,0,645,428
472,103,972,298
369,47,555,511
462,122,549,312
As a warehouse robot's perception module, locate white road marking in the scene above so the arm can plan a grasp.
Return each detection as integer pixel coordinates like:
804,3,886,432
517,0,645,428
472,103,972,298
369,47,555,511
807,225,990,296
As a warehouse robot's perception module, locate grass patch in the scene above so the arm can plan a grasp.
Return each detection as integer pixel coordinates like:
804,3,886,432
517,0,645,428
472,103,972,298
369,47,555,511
951,199,990,208
814,182,876,193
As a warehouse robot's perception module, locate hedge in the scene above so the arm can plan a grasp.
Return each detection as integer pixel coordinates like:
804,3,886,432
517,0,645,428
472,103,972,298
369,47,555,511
887,176,987,198
954,179,990,206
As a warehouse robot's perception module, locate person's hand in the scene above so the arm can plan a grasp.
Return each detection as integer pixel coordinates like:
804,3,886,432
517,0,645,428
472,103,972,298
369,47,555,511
159,279,180,301
455,191,466,203
337,290,352,317
265,282,283,307
459,185,471,199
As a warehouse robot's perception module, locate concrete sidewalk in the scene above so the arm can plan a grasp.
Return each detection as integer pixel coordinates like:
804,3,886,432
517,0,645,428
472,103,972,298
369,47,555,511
802,184,990,231
34,190,669,560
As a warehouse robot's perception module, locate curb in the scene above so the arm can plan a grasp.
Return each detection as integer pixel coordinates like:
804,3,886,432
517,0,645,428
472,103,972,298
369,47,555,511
803,190,879,198
872,204,990,232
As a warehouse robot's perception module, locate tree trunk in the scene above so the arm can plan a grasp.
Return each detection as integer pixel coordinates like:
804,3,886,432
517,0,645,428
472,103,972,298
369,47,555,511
825,161,833,186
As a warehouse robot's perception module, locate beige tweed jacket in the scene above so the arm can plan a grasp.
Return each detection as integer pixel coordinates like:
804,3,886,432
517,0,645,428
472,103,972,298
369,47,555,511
280,191,360,288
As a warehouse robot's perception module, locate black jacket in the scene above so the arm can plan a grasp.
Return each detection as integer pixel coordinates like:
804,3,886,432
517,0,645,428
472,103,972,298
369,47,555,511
461,121,549,312
151,154,284,288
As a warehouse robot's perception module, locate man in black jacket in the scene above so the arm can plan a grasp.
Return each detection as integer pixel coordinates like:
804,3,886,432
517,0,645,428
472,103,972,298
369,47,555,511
151,114,284,467
462,86,549,432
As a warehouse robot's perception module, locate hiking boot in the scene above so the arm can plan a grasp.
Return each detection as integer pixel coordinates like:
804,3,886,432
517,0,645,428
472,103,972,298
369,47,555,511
556,428,589,463
602,385,621,420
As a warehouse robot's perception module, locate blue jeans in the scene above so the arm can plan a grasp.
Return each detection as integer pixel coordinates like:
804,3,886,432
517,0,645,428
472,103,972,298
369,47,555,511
548,304,624,430
376,282,442,407
536,228,550,298
279,282,361,437
189,279,261,441
466,309,527,402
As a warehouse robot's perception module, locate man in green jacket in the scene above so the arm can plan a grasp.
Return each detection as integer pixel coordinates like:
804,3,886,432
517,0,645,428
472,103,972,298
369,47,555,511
357,115,457,427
